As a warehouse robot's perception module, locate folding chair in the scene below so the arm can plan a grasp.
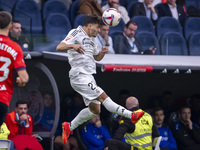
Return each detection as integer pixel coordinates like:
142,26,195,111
0,139,11,150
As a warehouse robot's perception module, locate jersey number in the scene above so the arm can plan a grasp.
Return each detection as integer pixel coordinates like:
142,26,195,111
0,56,11,82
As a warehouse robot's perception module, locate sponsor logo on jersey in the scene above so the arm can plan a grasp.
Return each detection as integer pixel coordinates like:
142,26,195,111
65,35,73,41
0,84,6,91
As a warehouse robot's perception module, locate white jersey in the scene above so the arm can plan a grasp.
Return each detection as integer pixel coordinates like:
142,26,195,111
62,26,100,78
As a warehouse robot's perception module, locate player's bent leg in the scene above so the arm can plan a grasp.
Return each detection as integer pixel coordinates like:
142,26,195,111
62,107,97,144
99,93,144,123
88,102,101,114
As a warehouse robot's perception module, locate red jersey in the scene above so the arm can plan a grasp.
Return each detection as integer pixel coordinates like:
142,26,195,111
4,110,33,139
0,35,26,105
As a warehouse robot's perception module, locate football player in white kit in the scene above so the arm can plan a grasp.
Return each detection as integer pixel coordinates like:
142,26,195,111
56,14,144,144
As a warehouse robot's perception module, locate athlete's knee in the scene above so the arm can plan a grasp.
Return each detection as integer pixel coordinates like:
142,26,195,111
88,103,101,115
97,92,109,103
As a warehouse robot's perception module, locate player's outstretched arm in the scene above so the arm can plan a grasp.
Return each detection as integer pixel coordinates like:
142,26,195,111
16,70,29,87
57,42,85,54
94,46,108,61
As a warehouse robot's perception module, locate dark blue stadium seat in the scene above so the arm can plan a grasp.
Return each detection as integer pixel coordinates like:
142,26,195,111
44,13,71,42
160,32,188,55
73,14,86,28
108,19,125,35
156,17,182,40
131,16,155,34
135,31,160,55
69,0,80,27
185,0,197,10
119,0,138,8
42,0,68,20
12,0,42,34
198,1,200,9
184,17,200,41
0,0,17,12
109,30,123,43
126,1,139,18
188,32,200,56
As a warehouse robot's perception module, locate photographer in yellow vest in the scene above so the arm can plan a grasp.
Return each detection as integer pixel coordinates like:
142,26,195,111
105,96,160,150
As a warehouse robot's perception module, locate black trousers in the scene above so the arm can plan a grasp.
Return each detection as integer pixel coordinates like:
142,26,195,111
105,139,138,150
0,102,8,126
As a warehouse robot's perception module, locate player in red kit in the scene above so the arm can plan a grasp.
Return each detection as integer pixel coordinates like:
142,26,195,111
0,11,29,126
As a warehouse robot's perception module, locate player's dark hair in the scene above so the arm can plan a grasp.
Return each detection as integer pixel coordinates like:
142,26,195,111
125,20,137,28
179,105,191,114
99,19,107,27
12,20,21,24
152,106,164,116
16,101,28,108
83,14,101,26
0,11,12,29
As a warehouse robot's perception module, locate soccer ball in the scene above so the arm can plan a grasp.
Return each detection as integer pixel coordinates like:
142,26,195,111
102,8,121,27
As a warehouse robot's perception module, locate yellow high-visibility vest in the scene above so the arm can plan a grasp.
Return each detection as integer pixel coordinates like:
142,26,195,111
124,109,153,150
0,122,10,139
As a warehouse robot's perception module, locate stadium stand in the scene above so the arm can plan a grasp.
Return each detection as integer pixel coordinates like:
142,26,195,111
108,19,125,34
44,13,71,42
188,32,200,56
185,0,198,10
73,14,86,28
135,31,160,55
42,0,68,21
0,0,17,13
184,17,200,41
69,0,80,27
12,0,43,34
160,32,188,55
126,1,139,18
131,16,155,34
156,16,182,40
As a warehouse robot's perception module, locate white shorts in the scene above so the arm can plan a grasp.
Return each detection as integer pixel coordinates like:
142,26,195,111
70,74,104,106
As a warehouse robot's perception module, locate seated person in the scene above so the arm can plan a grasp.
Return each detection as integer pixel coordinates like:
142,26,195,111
5,101,43,150
78,0,103,16
153,106,177,150
9,20,32,51
105,96,160,150
102,0,130,24
81,115,111,150
95,20,115,54
156,0,186,27
34,92,55,131
130,0,158,25
113,20,156,54
172,106,200,150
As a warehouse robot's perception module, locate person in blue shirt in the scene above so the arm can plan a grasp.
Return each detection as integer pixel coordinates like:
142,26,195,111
153,106,177,150
81,115,111,150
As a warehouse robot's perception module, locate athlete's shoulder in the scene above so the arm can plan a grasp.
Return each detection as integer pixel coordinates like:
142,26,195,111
5,37,22,52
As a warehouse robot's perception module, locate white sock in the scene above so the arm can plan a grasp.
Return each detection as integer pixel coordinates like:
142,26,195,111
102,97,132,119
69,108,96,131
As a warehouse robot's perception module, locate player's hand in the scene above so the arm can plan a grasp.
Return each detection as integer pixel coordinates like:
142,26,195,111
20,114,28,122
149,46,156,54
104,35,109,44
101,46,108,54
186,118,193,130
73,44,85,54
111,1,119,10
16,77,26,87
